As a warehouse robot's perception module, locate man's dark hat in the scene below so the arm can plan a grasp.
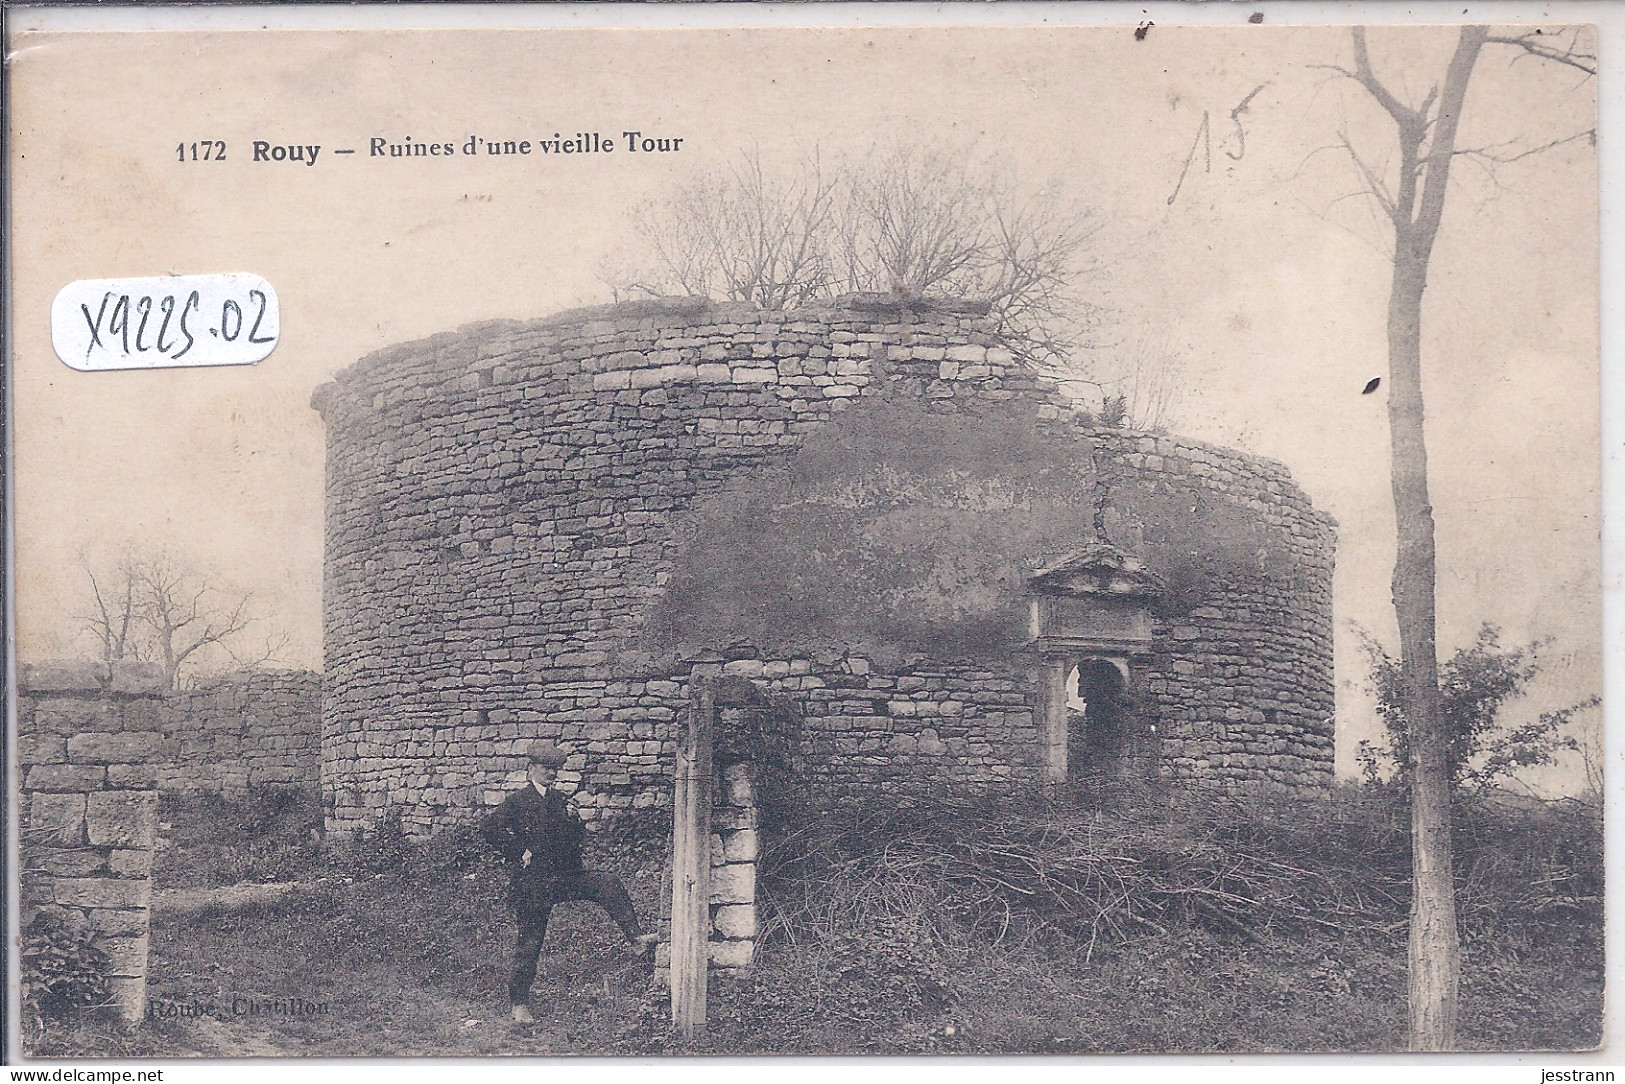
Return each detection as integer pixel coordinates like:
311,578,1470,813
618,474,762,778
525,739,569,767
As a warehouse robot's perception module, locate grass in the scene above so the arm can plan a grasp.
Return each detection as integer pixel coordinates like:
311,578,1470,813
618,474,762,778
21,781,1604,1056
155,787,325,889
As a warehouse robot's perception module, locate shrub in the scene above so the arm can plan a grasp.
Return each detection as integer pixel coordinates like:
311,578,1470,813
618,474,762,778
232,784,321,838
403,822,494,879
22,911,112,1022
334,811,414,875
758,785,1601,962
1357,623,1596,791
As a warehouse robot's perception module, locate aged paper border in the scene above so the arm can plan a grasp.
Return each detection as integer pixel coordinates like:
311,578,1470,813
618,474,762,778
3,0,1620,1076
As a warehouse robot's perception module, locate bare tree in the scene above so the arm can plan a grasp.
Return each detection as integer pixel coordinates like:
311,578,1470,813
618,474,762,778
1107,329,1183,434
78,547,282,689
629,150,842,310
1323,24,1594,1051
80,549,143,676
841,145,998,298
621,143,1104,373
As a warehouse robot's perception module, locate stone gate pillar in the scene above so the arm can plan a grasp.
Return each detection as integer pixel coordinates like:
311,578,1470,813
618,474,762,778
19,661,165,1026
709,762,760,970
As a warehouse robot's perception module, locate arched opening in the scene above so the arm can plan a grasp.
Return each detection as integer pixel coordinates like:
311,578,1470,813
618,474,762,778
1066,659,1127,777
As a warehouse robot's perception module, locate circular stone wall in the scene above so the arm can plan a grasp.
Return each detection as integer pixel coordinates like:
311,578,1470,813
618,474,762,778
312,297,1336,835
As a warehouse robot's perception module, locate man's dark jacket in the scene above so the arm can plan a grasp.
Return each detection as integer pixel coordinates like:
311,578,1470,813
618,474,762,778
479,786,586,884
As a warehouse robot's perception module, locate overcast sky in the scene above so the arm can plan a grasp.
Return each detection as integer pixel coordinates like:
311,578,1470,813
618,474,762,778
9,19,1599,788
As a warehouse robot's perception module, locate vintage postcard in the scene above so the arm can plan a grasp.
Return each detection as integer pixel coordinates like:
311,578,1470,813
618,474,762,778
5,4,1606,1063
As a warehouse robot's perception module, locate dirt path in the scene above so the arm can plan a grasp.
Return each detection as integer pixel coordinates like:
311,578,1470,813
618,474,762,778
172,1014,298,1057
152,881,315,916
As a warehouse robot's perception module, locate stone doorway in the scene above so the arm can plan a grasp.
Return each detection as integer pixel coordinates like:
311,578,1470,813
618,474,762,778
1066,659,1128,778
1035,653,1134,786
1024,542,1162,788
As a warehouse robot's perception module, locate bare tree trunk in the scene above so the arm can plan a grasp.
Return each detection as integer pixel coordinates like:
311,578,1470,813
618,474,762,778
1346,25,1486,1050
1391,27,1481,1051
1386,254,1457,1050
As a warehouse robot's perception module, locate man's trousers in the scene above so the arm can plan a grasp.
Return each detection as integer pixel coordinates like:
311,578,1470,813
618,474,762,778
507,868,645,1006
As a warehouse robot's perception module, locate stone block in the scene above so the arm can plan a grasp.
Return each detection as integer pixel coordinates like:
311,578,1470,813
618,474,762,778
30,792,86,845
109,662,167,695
105,976,147,1027
30,700,115,736
721,828,759,862
68,731,162,764
109,848,153,877
713,903,758,939
106,763,161,789
87,908,149,937
709,939,754,970
19,732,68,766
21,660,107,693
30,850,107,876
709,862,755,905
99,933,151,977
26,764,107,791
86,791,158,848
722,764,754,806
118,698,165,734
54,877,151,910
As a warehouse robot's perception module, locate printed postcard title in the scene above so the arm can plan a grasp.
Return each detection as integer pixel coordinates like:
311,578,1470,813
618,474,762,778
176,132,683,166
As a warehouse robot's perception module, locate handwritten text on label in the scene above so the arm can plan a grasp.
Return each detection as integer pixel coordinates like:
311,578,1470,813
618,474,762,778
52,274,280,371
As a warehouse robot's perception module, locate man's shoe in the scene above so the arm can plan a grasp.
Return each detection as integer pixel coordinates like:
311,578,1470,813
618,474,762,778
633,933,659,959
511,1005,535,1025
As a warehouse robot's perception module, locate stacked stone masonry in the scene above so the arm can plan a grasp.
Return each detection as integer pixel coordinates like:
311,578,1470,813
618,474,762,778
654,760,763,983
161,670,322,796
709,763,760,971
19,662,165,1026
313,298,1336,835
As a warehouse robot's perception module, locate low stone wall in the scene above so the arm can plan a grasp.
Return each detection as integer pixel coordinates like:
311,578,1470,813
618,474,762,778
19,662,165,1026
160,670,321,796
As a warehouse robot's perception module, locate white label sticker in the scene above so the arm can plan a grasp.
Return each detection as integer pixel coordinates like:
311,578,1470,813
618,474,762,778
51,273,280,371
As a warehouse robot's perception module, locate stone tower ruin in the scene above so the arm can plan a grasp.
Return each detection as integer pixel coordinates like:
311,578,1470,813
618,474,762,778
311,297,1336,836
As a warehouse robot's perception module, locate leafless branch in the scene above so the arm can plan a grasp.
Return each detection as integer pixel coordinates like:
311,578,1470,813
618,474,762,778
1350,28,1419,126
1454,128,1596,165
1340,133,1398,223
1484,31,1597,76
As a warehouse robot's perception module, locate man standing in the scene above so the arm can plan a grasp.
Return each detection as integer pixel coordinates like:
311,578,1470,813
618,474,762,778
480,739,657,1024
